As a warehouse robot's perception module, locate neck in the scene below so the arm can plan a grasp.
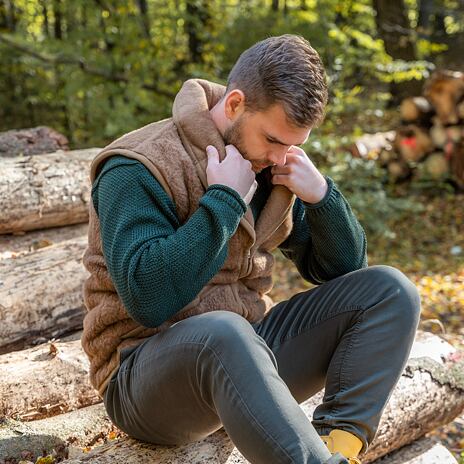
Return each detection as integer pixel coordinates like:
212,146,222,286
209,98,228,137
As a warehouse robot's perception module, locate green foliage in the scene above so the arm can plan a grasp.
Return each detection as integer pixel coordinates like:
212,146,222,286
2,0,457,148
304,137,424,240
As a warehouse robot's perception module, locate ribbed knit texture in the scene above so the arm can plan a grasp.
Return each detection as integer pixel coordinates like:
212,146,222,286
92,155,368,328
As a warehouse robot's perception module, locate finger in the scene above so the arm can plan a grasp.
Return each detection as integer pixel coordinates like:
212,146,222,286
225,144,240,158
271,164,292,175
206,145,219,166
271,174,289,186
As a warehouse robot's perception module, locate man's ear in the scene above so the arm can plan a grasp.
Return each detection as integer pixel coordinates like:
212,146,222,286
224,89,246,120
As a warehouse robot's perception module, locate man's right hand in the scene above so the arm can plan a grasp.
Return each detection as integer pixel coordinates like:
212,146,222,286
206,144,258,205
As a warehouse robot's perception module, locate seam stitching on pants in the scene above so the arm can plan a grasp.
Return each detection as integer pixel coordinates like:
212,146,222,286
331,314,365,418
272,306,364,350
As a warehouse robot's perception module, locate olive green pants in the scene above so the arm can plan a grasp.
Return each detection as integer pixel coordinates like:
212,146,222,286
103,265,421,463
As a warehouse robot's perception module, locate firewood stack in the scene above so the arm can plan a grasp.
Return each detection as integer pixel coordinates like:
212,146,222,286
1,129,463,463
351,70,464,189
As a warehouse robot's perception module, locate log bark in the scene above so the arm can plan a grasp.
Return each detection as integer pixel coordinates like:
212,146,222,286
0,236,89,354
0,148,100,234
450,141,464,189
0,404,115,462
423,70,464,125
399,97,434,124
0,126,69,158
430,121,448,148
0,223,88,260
394,125,434,163
1,331,462,463
374,436,458,463
0,332,100,422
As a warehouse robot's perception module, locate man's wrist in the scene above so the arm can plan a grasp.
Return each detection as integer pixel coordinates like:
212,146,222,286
300,176,329,205
302,176,336,209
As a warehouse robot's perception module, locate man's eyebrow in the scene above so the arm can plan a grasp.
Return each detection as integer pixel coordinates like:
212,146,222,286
264,131,308,146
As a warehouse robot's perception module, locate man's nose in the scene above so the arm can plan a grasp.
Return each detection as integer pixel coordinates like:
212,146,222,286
269,147,289,166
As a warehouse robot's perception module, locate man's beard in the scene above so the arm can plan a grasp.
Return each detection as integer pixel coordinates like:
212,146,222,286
223,114,249,160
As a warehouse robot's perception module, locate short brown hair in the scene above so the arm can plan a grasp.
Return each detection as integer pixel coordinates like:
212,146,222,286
226,34,328,128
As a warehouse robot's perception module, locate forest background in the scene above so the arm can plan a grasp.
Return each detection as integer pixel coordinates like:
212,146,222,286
1,0,463,460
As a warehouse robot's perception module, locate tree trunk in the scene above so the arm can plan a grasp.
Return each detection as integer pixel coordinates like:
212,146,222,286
0,404,115,462
0,126,69,157
394,125,434,162
40,0,50,37
185,0,211,64
372,0,422,101
0,333,100,422
374,436,458,463
53,0,62,39
0,148,99,234
136,0,150,38
0,223,88,260
1,331,462,463
0,236,88,354
416,0,433,38
423,70,464,125
399,97,434,124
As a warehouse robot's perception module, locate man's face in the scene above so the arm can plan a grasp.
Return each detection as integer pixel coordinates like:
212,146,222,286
223,103,311,173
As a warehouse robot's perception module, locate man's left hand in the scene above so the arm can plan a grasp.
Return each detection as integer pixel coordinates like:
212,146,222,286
271,146,328,204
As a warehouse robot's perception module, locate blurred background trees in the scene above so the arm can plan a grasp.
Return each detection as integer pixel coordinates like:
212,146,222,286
1,0,463,147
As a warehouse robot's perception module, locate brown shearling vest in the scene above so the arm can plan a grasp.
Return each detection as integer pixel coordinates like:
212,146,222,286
81,78,296,397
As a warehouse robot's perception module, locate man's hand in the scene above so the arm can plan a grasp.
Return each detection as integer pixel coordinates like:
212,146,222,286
271,146,328,204
206,144,258,205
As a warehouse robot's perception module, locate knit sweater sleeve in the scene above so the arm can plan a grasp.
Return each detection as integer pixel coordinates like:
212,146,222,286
278,176,368,285
91,155,247,328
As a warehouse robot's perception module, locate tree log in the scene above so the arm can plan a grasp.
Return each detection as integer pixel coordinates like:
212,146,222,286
0,332,100,422
373,436,458,463
0,126,69,158
450,141,464,190
0,404,115,462
430,121,448,148
0,236,89,354
0,223,88,260
1,331,462,463
423,70,464,125
0,148,100,234
394,125,433,163
457,100,464,120
399,97,434,125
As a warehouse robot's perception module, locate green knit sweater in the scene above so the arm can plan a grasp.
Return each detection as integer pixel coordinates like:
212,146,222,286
91,155,368,328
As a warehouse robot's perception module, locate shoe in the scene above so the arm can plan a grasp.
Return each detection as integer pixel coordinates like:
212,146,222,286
320,429,363,464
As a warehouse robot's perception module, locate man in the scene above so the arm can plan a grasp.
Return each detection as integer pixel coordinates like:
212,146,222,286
81,34,421,464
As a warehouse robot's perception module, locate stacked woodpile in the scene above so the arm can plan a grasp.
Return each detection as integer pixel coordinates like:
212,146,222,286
1,130,463,463
351,70,464,189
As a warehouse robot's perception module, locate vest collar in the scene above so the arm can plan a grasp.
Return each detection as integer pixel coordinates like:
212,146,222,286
172,78,295,251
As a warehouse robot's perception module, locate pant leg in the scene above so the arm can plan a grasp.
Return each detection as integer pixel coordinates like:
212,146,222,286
103,310,346,464
251,265,421,454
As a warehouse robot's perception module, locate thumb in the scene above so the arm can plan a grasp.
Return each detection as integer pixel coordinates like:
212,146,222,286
206,145,219,166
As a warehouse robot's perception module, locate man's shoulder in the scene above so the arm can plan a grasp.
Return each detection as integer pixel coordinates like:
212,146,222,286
103,117,178,153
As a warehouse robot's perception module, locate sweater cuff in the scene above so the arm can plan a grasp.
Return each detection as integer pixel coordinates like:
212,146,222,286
206,184,248,215
302,176,338,212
